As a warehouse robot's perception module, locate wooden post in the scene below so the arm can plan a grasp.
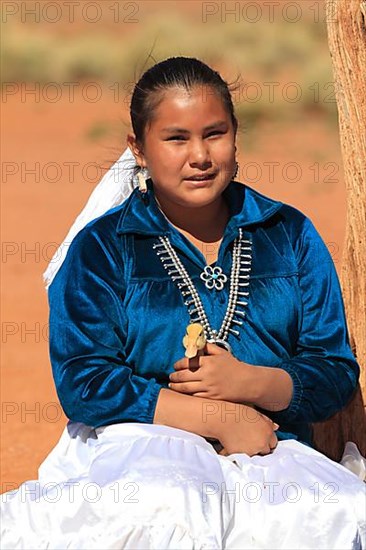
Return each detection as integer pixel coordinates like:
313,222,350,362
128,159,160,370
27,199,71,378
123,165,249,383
312,0,366,460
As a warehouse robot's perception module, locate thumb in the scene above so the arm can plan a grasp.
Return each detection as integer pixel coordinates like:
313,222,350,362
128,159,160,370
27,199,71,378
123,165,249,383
262,414,280,431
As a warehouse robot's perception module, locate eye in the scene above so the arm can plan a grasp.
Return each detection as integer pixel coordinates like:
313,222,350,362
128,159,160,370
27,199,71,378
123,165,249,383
166,136,186,141
206,130,225,138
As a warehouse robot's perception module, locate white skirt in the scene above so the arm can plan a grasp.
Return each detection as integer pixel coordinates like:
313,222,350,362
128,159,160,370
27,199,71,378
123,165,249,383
1,421,365,549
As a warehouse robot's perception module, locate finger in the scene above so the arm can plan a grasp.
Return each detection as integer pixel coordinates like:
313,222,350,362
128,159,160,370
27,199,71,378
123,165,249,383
173,359,189,371
169,369,202,383
168,382,203,394
257,445,272,456
205,342,228,356
261,414,278,430
174,355,201,371
192,391,209,398
269,432,278,450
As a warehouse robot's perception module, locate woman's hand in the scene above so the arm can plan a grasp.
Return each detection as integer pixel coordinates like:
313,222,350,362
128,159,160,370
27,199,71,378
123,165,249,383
169,343,258,403
215,404,279,457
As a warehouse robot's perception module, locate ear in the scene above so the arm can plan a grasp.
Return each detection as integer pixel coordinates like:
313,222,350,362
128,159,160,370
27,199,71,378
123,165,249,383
127,133,147,169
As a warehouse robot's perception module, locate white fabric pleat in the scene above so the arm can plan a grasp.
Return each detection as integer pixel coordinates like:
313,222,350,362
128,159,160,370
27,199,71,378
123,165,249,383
1,422,365,549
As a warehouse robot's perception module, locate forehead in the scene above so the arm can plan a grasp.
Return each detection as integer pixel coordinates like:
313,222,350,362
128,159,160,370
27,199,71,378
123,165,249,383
150,86,230,128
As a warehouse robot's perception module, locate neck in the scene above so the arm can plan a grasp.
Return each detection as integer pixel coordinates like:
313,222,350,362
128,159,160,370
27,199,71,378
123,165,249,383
154,192,230,241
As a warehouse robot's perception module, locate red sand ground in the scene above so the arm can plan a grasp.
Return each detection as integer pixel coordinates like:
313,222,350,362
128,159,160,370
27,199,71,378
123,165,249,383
1,89,347,491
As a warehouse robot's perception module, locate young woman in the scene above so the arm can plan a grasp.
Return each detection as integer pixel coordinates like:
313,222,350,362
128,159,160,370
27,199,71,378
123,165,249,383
1,57,365,549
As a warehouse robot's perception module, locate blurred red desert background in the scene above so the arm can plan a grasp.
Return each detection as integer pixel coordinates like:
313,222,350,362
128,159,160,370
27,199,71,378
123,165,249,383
1,0,348,490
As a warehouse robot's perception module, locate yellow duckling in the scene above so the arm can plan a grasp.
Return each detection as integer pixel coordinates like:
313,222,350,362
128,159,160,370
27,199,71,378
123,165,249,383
182,323,207,359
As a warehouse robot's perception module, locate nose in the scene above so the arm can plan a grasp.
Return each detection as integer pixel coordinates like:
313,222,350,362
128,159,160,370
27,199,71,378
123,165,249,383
188,138,212,169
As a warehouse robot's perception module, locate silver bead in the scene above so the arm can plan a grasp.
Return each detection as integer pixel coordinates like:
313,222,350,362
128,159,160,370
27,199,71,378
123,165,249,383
234,310,246,317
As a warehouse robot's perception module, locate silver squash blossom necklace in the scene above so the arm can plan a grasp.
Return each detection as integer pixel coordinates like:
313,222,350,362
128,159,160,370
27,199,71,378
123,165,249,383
152,228,252,353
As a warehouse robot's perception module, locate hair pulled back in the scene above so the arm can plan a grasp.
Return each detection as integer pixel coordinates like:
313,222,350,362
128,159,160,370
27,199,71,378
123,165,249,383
130,56,238,144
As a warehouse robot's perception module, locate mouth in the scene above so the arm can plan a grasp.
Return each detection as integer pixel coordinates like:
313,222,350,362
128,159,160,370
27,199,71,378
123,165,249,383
185,173,216,182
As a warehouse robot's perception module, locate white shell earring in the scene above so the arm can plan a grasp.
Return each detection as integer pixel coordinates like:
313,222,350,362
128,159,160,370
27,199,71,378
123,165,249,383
137,167,149,194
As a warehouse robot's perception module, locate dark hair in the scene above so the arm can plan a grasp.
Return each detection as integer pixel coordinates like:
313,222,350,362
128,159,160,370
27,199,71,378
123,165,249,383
130,56,239,145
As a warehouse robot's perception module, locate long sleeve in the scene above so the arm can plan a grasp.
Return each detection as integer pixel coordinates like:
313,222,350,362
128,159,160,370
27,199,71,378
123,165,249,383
268,216,359,425
48,222,164,428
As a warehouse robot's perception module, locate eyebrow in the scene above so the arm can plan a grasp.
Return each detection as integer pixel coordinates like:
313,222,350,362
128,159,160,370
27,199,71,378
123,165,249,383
161,121,228,134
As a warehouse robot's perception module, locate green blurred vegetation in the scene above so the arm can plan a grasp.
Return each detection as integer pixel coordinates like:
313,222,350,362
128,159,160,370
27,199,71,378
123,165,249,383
1,13,337,125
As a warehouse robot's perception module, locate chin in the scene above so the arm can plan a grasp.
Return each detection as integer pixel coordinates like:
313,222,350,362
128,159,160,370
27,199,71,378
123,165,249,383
179,191,222,209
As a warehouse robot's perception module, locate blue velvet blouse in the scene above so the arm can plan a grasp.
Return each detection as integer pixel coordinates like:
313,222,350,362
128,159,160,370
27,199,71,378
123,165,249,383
48,180,359,446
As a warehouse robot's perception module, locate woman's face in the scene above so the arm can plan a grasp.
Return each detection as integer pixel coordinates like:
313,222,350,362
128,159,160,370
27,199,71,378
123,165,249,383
129,85,237,210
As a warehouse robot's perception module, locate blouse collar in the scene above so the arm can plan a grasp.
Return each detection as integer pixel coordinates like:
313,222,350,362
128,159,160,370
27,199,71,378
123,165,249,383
116,179,284,236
